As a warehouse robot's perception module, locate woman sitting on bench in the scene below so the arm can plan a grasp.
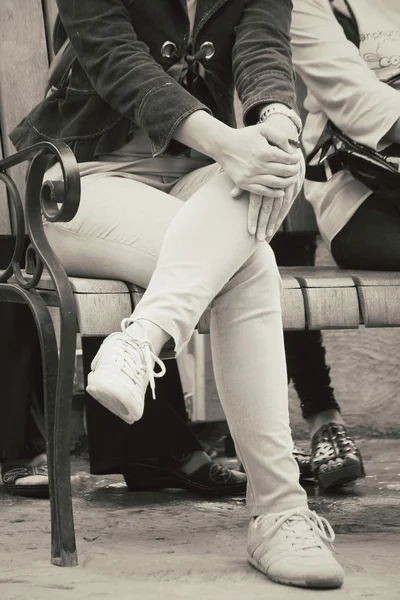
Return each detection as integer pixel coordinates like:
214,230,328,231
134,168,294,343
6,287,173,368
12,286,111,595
11,0,344,589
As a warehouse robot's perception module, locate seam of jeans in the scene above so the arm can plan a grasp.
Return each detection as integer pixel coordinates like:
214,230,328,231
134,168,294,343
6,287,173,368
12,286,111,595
211,302,257,510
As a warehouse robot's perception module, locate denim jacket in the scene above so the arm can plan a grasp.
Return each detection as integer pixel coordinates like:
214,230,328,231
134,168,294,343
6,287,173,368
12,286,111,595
10,0,297,162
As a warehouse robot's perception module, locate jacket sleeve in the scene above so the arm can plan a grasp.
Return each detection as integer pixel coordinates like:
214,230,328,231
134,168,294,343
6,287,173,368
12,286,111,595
291,0,400,149
233,0,298,125
56,0,211,156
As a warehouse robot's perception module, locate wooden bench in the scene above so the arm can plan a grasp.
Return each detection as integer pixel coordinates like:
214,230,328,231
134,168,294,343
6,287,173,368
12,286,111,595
1,0,400,568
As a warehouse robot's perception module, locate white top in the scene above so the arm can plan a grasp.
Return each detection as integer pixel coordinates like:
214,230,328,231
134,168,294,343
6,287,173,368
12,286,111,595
291,0,400,247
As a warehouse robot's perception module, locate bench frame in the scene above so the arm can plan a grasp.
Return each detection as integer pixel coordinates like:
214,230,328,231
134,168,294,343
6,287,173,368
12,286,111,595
0,142,80,566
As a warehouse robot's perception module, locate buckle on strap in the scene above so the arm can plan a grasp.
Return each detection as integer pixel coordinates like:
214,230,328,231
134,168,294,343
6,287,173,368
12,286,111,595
322,156,334,181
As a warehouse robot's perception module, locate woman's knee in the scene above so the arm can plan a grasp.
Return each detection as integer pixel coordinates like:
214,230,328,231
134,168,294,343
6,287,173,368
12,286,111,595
216,243,281,303
257,243,282,286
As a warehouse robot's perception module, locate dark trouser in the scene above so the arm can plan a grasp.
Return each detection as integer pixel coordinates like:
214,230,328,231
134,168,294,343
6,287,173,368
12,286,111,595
331,192,400,270
270,233,339,419
0,238,46,459
82,338,201,475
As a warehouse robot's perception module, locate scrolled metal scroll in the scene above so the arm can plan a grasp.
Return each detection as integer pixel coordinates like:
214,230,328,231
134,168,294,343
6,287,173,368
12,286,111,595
0,141,81,289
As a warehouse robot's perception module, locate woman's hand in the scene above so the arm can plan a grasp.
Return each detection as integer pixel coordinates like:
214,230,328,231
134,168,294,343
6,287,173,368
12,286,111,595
173,110,303,239
229,113,303,240
244,187,293,241
214,122,302,198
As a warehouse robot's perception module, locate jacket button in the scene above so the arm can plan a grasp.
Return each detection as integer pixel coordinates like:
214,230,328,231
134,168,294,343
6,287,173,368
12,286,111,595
200,41,215,59
161,41,178,58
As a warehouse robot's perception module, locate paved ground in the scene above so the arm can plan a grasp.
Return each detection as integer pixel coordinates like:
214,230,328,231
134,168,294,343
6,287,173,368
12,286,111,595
1,439,399,600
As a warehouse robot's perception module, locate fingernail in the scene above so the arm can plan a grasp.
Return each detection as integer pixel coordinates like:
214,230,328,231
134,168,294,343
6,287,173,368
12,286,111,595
250,227,256,235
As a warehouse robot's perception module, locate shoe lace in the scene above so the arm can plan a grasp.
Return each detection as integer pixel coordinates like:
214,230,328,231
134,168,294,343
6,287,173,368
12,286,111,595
96,320,166,399
254,508,336,553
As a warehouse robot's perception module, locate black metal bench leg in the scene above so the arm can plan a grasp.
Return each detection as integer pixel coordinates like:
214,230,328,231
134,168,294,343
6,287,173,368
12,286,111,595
43,301,78,567
36,296,78,566
0,285,78,566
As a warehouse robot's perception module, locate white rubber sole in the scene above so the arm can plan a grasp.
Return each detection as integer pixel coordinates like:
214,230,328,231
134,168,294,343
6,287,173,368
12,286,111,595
247,554,344,589
86,371,144,425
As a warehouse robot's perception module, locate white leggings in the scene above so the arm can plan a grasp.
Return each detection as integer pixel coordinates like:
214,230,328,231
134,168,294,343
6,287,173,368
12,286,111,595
44,161,307,515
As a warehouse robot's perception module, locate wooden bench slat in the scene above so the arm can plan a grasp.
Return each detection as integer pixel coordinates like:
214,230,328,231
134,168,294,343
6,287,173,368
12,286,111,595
356,287,400,327
76,293,133,337
302,287,360,329
280,273,306,330
282,266,357,288
282,267,360,329
35,272,131,294
351,271,400,286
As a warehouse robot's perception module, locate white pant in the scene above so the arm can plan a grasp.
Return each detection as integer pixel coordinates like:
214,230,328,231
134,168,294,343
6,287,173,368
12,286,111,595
44,161,307,515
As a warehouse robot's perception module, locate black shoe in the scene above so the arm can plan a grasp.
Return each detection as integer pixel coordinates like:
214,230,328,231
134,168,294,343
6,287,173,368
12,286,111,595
311,422,365,491
293,444,313,480
122,453,247,496
1,462,49,498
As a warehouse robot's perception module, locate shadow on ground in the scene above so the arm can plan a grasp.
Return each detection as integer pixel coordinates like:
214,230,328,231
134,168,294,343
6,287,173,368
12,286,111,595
1,439,399,599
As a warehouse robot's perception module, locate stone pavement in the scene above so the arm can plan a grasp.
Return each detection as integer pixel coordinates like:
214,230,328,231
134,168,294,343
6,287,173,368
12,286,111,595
1,439,399,600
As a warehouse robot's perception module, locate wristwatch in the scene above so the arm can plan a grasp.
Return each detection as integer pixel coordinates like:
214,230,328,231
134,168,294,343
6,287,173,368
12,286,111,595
258,104,303,136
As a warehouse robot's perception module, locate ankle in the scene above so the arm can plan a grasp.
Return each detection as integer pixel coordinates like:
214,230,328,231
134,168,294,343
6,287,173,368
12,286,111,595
178,450,211,475
306,410,344,439
1,452,47,469
125,319,170,356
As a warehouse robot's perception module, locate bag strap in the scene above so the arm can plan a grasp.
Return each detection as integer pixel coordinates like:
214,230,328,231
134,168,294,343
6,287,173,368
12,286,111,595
329,0,360,47
305,125,346,182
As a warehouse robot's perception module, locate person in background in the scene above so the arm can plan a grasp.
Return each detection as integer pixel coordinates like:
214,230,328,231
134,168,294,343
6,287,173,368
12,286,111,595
290,0,400,486
271,232,365,491
85,352,247,496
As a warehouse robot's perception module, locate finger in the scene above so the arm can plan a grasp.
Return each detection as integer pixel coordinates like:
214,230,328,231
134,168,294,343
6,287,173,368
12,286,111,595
275,185,295,234
246,185,286,198
231,186,242,198
258,122,293,153
263,146,303,165
260,161,300,178
254,174,300,190
256,197,274,241
247,193,263,235
265,196,283,240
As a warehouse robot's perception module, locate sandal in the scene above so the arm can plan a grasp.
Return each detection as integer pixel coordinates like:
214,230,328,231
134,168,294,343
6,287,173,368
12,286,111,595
293,444,313,480
1,462,49,498
310,422,365,491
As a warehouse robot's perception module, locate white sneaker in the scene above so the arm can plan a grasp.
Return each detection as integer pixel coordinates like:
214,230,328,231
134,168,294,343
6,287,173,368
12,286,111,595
247,508,344,589
86,319,166,424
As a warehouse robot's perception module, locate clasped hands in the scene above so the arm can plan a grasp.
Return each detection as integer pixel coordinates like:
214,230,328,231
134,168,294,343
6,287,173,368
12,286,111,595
217,117,303,242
